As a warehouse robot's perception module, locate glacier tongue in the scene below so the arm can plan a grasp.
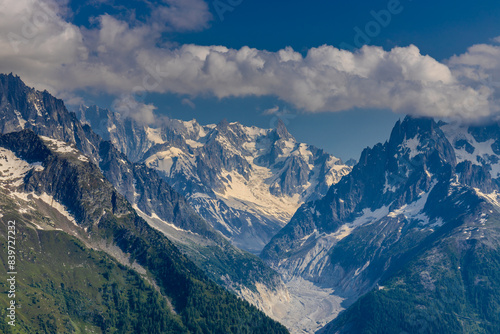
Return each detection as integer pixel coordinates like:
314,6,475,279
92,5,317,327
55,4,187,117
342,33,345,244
281,277,345,334
238,270,346,334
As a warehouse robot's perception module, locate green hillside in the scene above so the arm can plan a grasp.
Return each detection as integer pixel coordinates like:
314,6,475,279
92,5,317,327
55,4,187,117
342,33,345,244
322,208,500,334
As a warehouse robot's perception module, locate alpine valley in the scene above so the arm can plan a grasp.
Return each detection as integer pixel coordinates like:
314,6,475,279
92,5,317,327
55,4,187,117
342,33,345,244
3,73,500,334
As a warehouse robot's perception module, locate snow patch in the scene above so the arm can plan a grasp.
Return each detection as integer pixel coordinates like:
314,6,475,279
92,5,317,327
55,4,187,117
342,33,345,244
36,192,78,226
474,188,500,208
145,127,165,144
0,147,44,187
40,136,79,155
9,190,77,226
185,139,204,148
383,172,397,193
215,168,302,223
388,182,440,226
144,146,195,176
132,204,184,232
401,135,423,159
13,110,26,128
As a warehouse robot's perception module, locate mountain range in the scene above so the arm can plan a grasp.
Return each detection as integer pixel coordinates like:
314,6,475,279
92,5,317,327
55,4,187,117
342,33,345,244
76,105,351,254
3,72,500,333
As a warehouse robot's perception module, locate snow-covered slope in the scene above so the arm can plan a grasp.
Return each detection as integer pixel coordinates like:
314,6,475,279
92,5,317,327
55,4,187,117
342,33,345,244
78,106,351,253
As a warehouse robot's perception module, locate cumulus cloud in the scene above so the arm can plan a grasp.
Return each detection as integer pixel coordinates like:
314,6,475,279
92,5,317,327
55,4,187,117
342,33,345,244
98,43,497,121
0,0,499,123
181,98,196,109
448,41,500,119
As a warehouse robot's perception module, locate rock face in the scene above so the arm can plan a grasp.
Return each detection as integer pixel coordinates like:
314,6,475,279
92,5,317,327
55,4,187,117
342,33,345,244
0,73,100,164
0,73,287,314
77,106,351,253
261,115,500,333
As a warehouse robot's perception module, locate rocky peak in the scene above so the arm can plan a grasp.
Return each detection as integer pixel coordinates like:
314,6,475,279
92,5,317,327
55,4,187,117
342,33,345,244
0,74,100,165
205,119,250,155
389,116,438,144
274,118,293,141
210,118,233,139
387,116,456,174
344,158,357,167
0,73,33,117
0,73,28,99
216,118,230,130
267,116,460,247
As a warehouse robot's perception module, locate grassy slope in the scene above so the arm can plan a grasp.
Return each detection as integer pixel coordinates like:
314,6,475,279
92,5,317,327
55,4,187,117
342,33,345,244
0,208,185,334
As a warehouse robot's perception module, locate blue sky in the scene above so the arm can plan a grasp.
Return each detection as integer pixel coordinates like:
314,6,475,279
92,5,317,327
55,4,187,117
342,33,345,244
185,0,500,58
1,0,500,159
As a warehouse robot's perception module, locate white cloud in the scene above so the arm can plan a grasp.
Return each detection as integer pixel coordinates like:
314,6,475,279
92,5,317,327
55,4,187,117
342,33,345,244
182,98,196,109
153,0,213,32
112,94,157,124
263,106,280,115
132,44,493,120
447,39,500,119
0,0,499,123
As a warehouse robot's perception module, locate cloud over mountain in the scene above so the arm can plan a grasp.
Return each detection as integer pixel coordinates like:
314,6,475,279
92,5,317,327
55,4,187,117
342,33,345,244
1,0,499,122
